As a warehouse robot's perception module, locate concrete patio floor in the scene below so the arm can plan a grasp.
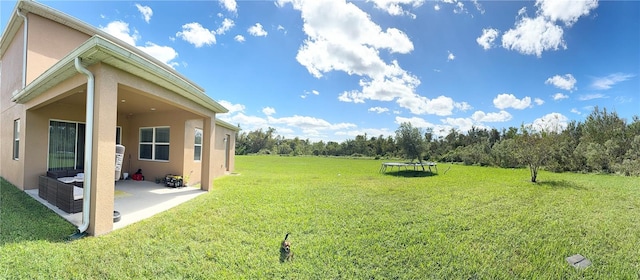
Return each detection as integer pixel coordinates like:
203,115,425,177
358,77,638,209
25,180,206,230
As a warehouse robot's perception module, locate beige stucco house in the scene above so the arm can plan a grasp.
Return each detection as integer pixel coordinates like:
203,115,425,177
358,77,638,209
0,1,238,236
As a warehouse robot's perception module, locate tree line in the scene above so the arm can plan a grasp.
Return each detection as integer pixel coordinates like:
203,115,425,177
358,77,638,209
235,107,640,177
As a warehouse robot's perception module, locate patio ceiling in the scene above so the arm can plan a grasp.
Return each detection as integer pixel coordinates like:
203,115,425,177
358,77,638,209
57,85,195,116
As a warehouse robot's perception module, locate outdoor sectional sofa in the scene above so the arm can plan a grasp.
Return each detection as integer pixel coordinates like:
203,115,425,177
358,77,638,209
38,169,84,213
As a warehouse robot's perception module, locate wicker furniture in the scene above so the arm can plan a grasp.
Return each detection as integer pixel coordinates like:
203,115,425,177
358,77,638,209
38,169,84,213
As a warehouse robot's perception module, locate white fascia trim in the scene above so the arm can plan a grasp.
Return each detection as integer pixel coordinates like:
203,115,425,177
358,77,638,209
216,118,241,131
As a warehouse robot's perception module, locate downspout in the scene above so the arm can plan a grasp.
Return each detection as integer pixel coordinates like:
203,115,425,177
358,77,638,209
16,9,27,88
71,57,95,238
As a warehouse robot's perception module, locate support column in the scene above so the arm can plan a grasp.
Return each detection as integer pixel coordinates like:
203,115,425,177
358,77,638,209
88,65,118,236
200,116,215,191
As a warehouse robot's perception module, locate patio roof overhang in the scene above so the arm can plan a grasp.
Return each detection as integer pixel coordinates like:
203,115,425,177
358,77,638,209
11,35,228,114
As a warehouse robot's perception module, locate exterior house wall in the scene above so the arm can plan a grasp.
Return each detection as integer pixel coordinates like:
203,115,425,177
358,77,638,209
213,124,237,178
26,13,89,84
1,1,238,236
1,13,88,189
183,119,203,186
20,74,87,190
0,22,26,188
125,110,192,184
112,66,213,185
1,22,23,107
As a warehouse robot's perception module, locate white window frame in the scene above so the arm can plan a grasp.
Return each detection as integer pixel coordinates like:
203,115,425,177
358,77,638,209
13,119,20,160
139,126,170,161
47,119,83,170
194,128,203,161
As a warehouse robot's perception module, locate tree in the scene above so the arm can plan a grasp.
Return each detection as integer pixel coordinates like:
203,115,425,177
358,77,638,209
395,122,428,170
515,125,555,183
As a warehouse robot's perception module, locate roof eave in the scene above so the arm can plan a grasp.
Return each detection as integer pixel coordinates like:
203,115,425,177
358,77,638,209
12,35,228,114
216,118,241,131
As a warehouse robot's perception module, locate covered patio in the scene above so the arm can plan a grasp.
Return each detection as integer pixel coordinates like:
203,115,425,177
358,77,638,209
25,180,206,230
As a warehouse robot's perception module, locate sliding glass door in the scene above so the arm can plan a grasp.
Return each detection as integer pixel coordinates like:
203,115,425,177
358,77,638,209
48,120,85,171
48,120,122,171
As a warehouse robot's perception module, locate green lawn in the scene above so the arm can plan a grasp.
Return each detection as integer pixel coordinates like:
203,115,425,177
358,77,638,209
1,156,639,279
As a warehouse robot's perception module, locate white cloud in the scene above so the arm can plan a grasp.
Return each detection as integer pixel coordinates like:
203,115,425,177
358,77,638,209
395,116,435,128
282,0,413,78
396,95,467,116
368,0,425,17
137,42,179,68
531,112,568,133
395,116,456,137
279,0,429,116
220,112,269,131
453,1,465,14
301,89,320,99
219,0,237,13
335,128,394,139
135,4,153,23
590,73,635,90
368,107,389,114
100,21,179,67
501,15,565,57
216,18,235,35
471,110,512,122
434,4,440,11
262,107,276,116
471,0,484,14
534,98,544,105
545,74,577,91
497,0,598,57
615,96,633,104
447,51,455,61
176,22,216,47
268,115,356,131
476,28,499,50
217,101,358,141
218,100,245,114
455,101,472,112
277,25,286,34
536,0,598,27
248,23,268,37
571,108,581,115
578,93,607,101
442,117,480,133
493,93,532,110
234,35,245,42
552,93,569,100
100,21,139,46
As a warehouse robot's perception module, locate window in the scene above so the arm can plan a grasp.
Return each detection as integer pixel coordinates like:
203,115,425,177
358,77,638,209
48,120,121,170
13,119,20,160
48,120,85,170
139,127,170,161
194,128,203,161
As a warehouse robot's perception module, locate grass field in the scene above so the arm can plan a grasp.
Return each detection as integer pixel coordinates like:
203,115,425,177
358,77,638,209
1,156,639,279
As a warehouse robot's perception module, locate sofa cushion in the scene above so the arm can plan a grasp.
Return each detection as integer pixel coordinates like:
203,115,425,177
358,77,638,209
73,186,84,200
47,169,84,178
47,170,66,179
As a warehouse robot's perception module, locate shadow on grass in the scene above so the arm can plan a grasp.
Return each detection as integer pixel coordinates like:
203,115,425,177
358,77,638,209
537,179,586,190
0,178,76,245
383,170,438,178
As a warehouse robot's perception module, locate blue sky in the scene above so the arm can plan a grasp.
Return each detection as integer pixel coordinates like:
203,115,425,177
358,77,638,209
2,0,638,142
